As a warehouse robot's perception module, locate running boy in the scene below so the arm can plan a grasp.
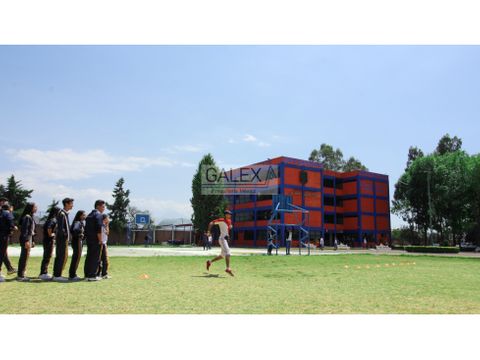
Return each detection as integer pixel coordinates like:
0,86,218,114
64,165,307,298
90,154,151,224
205,210,235,277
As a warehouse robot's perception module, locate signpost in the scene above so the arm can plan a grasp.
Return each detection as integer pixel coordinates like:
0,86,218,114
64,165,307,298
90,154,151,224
135,214,151,227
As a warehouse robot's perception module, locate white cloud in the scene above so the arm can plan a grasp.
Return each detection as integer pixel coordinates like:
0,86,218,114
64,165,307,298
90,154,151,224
172,145,204,153
5,148,185,181
131,197,192,220
238,134,271,147
243,134,258,142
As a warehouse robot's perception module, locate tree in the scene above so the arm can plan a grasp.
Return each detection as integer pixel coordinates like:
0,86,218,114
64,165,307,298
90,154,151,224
466,155,480,245
406,146,424,170
394,133,475,246
106,177,131,233
309,143,368,172
190,154,227,234
343,157,368,172
393,158,433,244
41,199,60,222
0,175,34,218
435,134,462,155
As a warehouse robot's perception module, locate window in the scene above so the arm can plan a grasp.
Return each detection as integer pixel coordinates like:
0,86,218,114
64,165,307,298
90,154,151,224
256,230,267,241
256,210,279,221
336,214,344,225
244,230,254,241
324,196,335,206
324,214,335,224
335,181,344,190
235,211,254,222
336,199,344,207
257,194,273,202
236,195,253,204
323,178,334,188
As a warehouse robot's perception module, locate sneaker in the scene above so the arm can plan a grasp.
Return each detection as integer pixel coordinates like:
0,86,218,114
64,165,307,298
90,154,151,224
16,277,30,282
225,269,235,277
87,277,101,282
101,275,111,280
206,261,212,272
53,277,69,283
39,274,53,281
7,268,17,275
0,275,5,283
69,276,82,282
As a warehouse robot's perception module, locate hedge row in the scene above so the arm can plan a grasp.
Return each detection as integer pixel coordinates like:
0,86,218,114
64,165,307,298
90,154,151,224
404,246,460,254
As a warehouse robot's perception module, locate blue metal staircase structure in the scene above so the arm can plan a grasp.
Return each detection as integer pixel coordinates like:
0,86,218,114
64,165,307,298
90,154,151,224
267,195,311,255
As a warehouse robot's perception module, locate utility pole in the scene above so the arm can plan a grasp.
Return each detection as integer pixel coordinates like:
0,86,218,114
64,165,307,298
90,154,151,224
426,171,433,246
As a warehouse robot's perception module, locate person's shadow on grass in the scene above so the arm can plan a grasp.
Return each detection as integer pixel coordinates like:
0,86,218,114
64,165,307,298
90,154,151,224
192,273,225,279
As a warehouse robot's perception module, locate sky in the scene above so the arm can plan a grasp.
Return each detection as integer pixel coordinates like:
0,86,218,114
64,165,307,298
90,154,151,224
0,45,479,226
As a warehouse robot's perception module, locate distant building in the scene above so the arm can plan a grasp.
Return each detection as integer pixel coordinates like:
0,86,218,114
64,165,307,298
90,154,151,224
227,156,391,248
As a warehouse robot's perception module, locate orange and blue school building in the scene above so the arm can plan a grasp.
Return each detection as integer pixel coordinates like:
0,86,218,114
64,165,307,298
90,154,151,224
227,156,391,248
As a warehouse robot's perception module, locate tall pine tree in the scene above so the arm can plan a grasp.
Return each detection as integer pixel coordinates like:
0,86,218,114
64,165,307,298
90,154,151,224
0,175,34,218
106,177,131,233
190,154,227,234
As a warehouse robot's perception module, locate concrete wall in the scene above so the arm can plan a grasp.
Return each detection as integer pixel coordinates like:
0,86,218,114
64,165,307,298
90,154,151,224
8,225,193,246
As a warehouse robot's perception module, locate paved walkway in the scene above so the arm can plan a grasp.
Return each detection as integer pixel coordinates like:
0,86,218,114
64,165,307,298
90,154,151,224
6,246,480,258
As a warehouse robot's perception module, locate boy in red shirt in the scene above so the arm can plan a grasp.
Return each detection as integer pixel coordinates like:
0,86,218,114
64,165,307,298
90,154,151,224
206,210,234,277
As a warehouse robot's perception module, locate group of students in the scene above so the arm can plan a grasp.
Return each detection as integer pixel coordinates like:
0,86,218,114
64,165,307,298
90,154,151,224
0,197,111,283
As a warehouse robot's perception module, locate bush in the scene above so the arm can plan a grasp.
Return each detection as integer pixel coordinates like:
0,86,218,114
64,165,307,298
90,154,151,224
404,246,460,254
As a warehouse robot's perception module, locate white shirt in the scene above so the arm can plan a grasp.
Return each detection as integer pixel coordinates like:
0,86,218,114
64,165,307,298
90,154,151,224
101,224,108,245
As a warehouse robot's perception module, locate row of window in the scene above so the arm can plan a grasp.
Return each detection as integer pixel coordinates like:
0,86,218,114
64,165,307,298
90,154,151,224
235,210,280,222
235,194,275,204
235,212,355,224
239,230,376,243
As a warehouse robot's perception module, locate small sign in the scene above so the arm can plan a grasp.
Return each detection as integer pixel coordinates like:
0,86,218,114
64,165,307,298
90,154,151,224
135,214,150,226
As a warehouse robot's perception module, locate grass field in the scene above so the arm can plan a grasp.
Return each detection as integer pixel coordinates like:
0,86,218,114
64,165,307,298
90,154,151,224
1,254,480,314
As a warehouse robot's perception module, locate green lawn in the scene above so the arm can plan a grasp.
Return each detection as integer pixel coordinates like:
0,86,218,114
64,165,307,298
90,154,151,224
1,254,479,314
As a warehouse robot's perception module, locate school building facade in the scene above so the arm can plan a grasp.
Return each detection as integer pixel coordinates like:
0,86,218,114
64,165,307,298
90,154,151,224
228,156,391,248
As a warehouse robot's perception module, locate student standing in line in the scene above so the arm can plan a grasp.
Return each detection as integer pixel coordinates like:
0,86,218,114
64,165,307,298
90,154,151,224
96,214,111,279
0,202,17,282
39,206,60,281
285,228,293,255
0,198,17,275
69,210,86,281
267,232,276,256
53,198,74,281
17,202,38,281
84,200,106,281
207,233,212,250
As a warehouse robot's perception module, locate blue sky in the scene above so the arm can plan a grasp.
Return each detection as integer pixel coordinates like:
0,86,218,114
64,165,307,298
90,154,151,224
0,46,479,226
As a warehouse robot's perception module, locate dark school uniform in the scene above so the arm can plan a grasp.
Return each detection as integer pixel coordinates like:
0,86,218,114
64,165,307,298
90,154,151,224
96,224,109,278
53,209,71,278
83,210,103,279
0,209,16,273
18,215,35,278
40,217,57,275
69,220,85,279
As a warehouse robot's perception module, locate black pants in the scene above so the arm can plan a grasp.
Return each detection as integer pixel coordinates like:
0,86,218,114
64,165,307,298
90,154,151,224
53,236,69,278
40,237,54,275
69,237,83,279
96,244,109,277
17,242,31,278
267,244,274,255
0,235,14,272
84,241,102,278
286,242,291,255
